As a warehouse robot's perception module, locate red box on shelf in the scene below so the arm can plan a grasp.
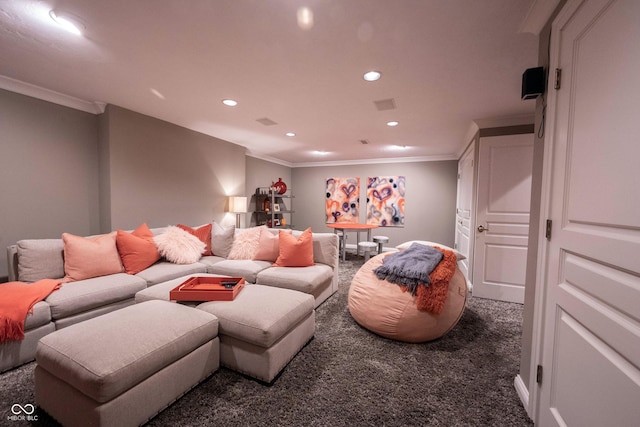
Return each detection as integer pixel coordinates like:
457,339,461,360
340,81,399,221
170,276,245,302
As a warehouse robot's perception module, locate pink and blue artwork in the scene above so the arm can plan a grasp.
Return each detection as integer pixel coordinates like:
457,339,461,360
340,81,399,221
366,176,405,227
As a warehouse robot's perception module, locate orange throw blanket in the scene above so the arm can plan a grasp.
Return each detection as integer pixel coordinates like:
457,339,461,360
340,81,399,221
0,279,61,343
394,247,457,315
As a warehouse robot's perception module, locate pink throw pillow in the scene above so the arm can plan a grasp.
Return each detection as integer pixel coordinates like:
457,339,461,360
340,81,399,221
253,228,291,262
62,232,124,282
227,226,263,260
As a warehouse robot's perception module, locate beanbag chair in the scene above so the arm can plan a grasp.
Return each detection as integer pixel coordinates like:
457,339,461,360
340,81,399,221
348,253,468,343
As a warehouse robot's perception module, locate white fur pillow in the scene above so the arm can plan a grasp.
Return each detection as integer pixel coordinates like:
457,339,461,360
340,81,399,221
154,226,206,264
227,226,263,260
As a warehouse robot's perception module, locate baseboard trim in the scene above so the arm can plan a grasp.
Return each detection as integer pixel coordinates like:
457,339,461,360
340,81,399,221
514,374,532,420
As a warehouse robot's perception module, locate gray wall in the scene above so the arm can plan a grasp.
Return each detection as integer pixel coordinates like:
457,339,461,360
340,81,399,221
0,89,99,280
0,93,247,280
292,161,458,246
100,105,246,231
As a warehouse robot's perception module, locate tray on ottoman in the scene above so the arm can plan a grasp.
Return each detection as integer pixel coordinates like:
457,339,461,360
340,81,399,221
170,276,245,301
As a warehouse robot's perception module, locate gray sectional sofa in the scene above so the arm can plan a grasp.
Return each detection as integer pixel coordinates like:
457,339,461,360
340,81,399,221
1,226,339,373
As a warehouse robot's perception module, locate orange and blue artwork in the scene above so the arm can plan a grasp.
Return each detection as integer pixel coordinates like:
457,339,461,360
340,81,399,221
366,176,405,227
325,177,360,223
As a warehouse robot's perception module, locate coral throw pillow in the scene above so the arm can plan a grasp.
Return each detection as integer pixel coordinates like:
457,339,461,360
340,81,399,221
228,226,263,260
177,223,212,256
273,227,315,267
154,226,206,264
116,223,161,274
62,232,124,282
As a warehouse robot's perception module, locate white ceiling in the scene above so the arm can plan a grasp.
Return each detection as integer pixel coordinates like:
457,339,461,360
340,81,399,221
0,0,539,166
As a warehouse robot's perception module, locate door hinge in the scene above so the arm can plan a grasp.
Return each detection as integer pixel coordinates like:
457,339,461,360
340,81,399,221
545,219,552,240
536,365,543,384
554,68,562,90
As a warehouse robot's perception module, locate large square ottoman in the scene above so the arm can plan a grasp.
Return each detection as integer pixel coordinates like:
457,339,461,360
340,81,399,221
136,275,315,383
35,300,220,427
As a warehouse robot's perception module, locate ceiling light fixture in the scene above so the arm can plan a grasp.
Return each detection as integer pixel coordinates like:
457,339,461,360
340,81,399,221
313,150,330,156
386,121,399,127
222,99,238,107
49,10,84,36
363,71,382,82
285,132,296,137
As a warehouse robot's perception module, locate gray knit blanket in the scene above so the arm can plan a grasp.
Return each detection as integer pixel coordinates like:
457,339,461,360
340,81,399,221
374,243,443,295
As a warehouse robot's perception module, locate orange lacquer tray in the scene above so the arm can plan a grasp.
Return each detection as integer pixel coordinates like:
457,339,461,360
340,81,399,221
170,276,245,301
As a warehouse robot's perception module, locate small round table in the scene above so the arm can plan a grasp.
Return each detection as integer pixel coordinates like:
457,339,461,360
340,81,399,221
327,223,378,261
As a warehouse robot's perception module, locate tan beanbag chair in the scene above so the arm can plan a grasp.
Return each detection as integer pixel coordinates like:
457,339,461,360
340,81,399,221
348,253,468,343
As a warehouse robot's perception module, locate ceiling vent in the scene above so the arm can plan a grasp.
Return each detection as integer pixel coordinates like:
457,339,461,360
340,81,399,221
256,117,278,126
360,139,369,145
374,98,396,111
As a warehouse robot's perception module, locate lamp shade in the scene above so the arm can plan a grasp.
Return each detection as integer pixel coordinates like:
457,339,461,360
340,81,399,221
229,196,247,213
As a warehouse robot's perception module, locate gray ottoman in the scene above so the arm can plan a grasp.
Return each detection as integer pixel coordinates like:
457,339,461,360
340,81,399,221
136,275,315,383
35,300,219,427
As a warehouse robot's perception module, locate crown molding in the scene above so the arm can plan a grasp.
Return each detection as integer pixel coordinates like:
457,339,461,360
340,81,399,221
245,151,294,168
0,75,105,114
291,154,457,168
473,113,535,130
519,0,561,35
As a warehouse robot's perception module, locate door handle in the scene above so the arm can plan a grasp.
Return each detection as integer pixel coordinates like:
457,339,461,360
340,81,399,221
477,225,488,233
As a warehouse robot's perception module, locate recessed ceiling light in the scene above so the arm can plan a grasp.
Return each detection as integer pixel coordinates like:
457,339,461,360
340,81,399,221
313,150,330,156
388,145,409,151
285,132,296,137
49,10,84,36
386,121,399,127
363,71,381,82
222,99,238,107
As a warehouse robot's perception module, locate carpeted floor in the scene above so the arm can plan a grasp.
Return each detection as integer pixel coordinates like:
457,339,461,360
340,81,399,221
0,253,533,426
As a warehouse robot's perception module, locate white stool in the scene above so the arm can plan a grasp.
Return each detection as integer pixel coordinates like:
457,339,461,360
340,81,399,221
358,241,378,262
373,235,389,254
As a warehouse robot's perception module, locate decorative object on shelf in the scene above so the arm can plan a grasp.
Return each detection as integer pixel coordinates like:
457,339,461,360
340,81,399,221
325,176,360,223
280,217,287,226
272,178,287,195
366,176,405,227
263,197,271,212
273,203,280,212
229,196,247,228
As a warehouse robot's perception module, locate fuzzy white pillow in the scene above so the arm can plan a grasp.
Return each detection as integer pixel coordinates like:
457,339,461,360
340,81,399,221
154,226,206,264
227,226,263,260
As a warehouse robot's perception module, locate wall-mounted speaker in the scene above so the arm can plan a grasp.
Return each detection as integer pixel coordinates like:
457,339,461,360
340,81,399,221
521,66,545,100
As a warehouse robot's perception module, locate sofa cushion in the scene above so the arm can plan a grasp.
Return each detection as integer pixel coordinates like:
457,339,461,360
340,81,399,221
62,232,124,282
206,259,272,283
256,264,335,296
274,228,314,267
153,226,205,264
307,232,339,269
198,255,226,271
36,300,218,403
211,222,234,258
197,284,314,348
116,224,161,274
135,261,207,286
16,239,64,282
177,223,212,256
45,273,147,320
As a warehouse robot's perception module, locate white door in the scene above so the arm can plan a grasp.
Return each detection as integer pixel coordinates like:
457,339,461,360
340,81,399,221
472,134,533,303
535,0,640,425
455,142,474,282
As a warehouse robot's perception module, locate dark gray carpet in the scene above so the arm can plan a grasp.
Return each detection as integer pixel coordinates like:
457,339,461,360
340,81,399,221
0,254,533,426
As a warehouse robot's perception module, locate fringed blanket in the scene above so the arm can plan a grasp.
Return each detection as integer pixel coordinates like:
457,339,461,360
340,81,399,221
374,243,443,294
0,279,61,343
374,244,457,314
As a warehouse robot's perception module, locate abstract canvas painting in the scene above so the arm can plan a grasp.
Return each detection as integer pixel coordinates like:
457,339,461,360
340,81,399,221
325,177,360,223
366,176,405,226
